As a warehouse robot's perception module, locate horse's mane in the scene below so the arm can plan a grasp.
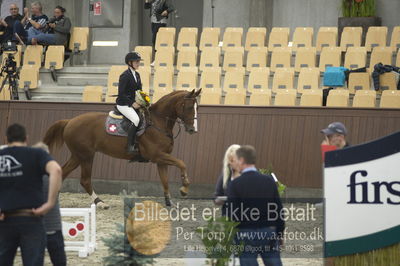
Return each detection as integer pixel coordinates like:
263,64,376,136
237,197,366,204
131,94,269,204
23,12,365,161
149,90,188,111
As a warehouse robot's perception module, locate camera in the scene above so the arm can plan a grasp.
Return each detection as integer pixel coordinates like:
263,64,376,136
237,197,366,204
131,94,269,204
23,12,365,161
1,41,17,53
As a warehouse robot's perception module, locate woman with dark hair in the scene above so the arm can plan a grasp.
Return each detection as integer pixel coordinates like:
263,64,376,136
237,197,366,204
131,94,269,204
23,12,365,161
29,5,71,45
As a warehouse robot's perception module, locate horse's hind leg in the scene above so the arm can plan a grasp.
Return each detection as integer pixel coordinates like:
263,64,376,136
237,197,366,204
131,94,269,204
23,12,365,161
157,163,171,207
80,157,110,210
62,155,80,181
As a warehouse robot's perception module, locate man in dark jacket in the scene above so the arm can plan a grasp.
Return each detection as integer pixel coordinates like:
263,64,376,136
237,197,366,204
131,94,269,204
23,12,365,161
144,0,175,47
227,145,284,266
0,4,23,43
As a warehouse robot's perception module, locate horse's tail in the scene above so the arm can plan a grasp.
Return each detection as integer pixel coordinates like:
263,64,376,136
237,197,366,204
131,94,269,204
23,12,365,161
43,120,69,153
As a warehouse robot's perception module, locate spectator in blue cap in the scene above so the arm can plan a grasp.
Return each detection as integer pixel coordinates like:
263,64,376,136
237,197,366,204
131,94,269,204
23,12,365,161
321,122,350,149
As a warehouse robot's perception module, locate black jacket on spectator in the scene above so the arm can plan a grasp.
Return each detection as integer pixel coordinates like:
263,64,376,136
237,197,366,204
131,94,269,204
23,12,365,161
47,16,71,45
116,69,142,106
144,0,175,21
372,63,400,91
0,14,23,42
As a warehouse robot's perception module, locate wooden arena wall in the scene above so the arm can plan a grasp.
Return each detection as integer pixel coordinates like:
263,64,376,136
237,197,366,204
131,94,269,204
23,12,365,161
0,101,399,188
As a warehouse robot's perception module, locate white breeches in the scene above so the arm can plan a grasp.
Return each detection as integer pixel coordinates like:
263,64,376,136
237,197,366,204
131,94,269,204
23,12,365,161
116,105,140,127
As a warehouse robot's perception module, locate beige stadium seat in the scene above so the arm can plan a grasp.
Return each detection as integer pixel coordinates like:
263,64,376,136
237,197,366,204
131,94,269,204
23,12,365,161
379,72,397,91
245,29,266,51
176,47,198,70
177,27,198,50
348,72,370,94
344,47,367,69
199,47,220,71
340,27,362,51
225,27,243,34
222,31,242,51
200,67,221,91
247,68,270,92
249,89,271,106
0,78,11,100
134,46,153,67
319,47,342,72
44,46,64,69
300,89,323,106
107,65,127,92
152,87,173,103
222,47,244,72
23,45,43,67
159,27,176,34
353,90,376,108
270,47,292,72
224,89,246,105
316,29,338,52
18,65,39,90
368,47,393,72
154,47,175,69
155,30,175,49
223,70,244,92
200,88,221,105
176,68,198,90
294,47,316,72
297,68,320,93
274,89,297,106
137,66,151,94
272,68,294,93
292,27,314,50
365,26,388,52
380,90,400,108
153,68,174,92
69,27,89,52
199,27,220,50
82,86,103,102
390,26,400,52
319,27,338,33
246,47,268,71
268,27,290,50
397,51,400,67
326,89,349,107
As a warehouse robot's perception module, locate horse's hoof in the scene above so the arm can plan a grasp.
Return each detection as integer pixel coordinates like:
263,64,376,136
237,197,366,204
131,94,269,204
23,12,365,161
96,201,110,210
165,198,172,207
180,186,188,197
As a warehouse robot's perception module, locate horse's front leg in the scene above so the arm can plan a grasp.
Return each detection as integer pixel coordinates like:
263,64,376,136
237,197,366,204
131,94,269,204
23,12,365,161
157,163,172,206
155,152,190,197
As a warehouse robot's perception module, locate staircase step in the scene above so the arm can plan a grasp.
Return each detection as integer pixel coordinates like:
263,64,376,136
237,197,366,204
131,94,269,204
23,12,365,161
57,74,108,86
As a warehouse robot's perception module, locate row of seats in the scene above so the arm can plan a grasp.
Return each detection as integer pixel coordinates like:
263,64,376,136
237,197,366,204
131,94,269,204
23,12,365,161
153,26,400,52
136,45,400,72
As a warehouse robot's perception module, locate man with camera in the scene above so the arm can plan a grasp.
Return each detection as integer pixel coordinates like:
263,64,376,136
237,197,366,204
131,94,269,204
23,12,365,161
0,4,23,43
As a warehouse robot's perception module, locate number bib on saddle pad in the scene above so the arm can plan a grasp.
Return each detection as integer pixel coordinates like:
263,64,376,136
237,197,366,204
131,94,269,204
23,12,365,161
105,110,147,137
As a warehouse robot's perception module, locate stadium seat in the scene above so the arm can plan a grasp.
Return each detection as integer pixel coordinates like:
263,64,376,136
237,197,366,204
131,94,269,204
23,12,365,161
0,77,11,100
200,67,221,91
176,67,198,90
365,26,388,52
246,47,268,71
23,45,43,68
340,27,362,51
380,90,400,108
300,89,323,106
292,27,313,50
222,31,242,51
268,27,290,51
223,70,244,92
274,89,297,106
222,47,244,72
82,86,103,102
200,88,221,105
249,89,271,106
107,65,127,93
44,46,64,69
316,28,338,52
225,27,243,34
137,66,151,94
379,72,397,91
319,47,341,72
134,46,153,67
155,30,175,49
199,47,220,71
348,72,370,94
176,47,198,70
152,87,173,102
177,27,198,50
153,68,174,93
326,89,349,107
396,51,400,67
224,89,246,105
352,90,376,108
297,68,320,93
69,27,89,52
272,68,294,93
390,26,400,52
18,65,39,90
199,27,220,51
154,47,175,70
270,47,292,72
294,47,316,72
159,27,176,34
247,68,270,92
245,28,267,51
344,47,367,69
368,47,393,72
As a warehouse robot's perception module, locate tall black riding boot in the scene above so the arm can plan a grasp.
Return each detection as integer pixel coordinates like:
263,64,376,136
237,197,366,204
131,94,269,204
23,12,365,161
127,124,137,154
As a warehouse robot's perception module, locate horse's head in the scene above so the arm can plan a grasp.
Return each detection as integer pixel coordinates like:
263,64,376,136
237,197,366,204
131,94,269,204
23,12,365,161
176,89,202,134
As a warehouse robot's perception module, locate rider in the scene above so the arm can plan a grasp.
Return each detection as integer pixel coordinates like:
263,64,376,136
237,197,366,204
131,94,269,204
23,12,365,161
116,52,143,154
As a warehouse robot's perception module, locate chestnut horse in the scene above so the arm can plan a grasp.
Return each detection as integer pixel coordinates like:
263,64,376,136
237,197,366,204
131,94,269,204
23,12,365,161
43,89,201,208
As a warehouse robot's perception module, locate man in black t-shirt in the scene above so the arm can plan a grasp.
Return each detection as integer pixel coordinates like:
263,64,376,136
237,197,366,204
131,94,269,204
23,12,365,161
13,2,48,44
0,4,23,43
0,124,62,266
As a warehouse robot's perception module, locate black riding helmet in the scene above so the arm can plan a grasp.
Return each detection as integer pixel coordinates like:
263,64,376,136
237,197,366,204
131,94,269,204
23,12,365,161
125,52,142,65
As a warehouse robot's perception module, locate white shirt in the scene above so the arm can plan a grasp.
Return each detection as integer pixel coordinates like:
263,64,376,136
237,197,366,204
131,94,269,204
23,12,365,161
129,67,138,83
